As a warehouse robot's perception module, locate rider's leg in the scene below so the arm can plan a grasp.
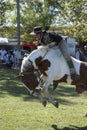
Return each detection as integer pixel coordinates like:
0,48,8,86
58,39,79,80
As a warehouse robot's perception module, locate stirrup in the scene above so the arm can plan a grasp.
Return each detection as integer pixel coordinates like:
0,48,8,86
71,73,80,80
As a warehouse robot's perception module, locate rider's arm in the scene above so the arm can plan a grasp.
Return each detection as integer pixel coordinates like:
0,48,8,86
41,32,63,46
49,33,63,44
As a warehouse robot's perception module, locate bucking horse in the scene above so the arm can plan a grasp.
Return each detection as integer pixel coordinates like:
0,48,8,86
17,45,87,108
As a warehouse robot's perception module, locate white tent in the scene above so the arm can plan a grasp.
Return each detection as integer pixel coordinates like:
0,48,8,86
0,37,8,44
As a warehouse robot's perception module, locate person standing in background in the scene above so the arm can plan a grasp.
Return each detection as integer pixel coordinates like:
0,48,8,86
0,48,7,63
13,48,21,69
83,45,87,62
75,45,84,61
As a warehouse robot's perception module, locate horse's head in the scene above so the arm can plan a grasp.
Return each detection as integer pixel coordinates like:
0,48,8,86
19,72,39,90
17,57,39,91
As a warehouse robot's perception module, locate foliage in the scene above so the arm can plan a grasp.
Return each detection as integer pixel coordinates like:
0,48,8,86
59,0,87,44
0,0,16,37
0,0,87,44
19,0,62,42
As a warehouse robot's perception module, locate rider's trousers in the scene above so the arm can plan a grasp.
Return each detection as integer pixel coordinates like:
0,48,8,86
58,39,76,75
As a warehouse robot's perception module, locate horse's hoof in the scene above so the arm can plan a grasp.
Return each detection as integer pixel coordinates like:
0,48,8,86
42,100,47,107
54,101,59,108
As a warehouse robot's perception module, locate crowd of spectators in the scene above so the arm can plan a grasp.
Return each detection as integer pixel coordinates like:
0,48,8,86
0,47,28,69
0,45,87,69
75,45,87,62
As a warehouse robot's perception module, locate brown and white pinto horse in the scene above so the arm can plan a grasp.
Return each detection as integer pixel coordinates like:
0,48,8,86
19,46,87,108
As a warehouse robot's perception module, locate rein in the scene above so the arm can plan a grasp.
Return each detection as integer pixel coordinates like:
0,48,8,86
42,48,49,59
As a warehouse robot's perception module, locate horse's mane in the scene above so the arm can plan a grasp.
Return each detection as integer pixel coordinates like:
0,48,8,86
27,45,81,65
36,45,61,56
37,45,58,51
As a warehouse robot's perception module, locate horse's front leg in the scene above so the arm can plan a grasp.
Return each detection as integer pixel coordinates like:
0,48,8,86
42,80,59,108
32,89,47,107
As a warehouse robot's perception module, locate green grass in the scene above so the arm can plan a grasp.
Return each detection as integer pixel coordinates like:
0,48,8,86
0,68,87,130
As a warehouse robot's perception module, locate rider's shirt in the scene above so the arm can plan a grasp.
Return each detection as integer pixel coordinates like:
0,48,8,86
41,31,63,45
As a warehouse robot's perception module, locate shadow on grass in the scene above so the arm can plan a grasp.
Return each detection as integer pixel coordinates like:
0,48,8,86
0,69,80,105
51,124,87,130
0,69,39,100
48,85,79,105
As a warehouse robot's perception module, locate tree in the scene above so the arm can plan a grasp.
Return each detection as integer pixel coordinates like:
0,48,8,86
0,0,87,45
57,0,87,44
0,0,16,37
20,0,62,42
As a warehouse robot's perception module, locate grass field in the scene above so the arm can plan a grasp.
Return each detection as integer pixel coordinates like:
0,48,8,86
0,68,87,130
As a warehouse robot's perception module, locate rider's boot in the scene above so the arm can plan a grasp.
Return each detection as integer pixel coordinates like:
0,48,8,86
67,59,80,80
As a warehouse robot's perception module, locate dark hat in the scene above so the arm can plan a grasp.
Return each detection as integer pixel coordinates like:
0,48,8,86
30,26,42,35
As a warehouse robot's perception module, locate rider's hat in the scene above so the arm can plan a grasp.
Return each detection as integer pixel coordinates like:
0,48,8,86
30,26,42,35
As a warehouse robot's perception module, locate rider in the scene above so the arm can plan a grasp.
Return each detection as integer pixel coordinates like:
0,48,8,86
30,26,79,80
